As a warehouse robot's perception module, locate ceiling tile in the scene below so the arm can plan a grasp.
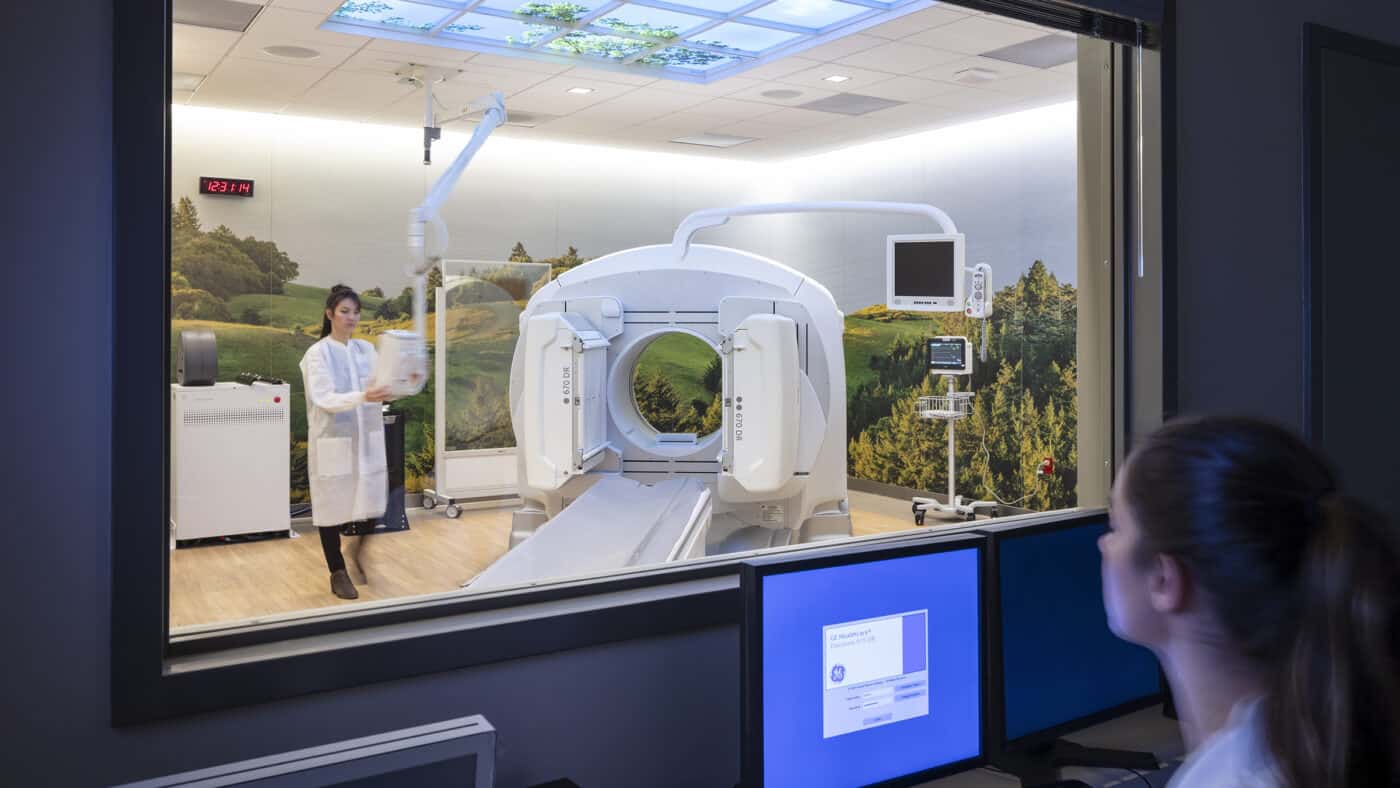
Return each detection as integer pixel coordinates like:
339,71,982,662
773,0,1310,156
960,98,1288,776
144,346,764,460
197,57,332,104
860,5,970,39
902,15,1045,55
362,39,475,68
295,68,419,107
172,89,196,105
795,33,885,63
270,0,343,12
850,74,961,103
631,110,738,135
595,86,712,115
834,41,963,73
913,54,1039,84
559,65,659,87
734,56,823,82
241,6,367,48
505,76,638,114
468,52,574,74
1051,60,1077,76
709,118,793,139
757,106,841,129
172,23,241,74
684,97,783,121
644,75,762,97
919,83,1027,111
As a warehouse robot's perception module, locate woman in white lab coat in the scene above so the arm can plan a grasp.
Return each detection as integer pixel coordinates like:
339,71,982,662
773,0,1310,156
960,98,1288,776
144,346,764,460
299,285,392,600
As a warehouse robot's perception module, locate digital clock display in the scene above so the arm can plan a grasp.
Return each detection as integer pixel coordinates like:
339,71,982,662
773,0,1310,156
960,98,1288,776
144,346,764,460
199,177,255,197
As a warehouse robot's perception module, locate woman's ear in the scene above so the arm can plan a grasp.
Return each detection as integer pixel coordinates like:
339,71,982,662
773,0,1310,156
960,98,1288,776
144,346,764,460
1149,553,1190,615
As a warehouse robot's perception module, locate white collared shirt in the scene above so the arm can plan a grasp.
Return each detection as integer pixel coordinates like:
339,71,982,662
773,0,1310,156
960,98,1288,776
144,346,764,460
1168,697,1281,788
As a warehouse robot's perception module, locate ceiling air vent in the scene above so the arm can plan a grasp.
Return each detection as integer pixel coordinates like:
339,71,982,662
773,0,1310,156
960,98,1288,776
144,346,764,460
981,34,1078,69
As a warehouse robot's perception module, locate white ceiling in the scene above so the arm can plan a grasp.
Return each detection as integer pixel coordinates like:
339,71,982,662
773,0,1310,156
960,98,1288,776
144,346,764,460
173,0,1078,160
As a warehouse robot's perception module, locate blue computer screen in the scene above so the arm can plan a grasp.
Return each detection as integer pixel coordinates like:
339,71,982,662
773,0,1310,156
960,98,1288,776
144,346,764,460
999,520,1161,742
760,547,982,787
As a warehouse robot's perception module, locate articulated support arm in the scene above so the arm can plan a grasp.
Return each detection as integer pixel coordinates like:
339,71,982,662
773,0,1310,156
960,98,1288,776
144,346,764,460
406,91,507,340
671,201,959,260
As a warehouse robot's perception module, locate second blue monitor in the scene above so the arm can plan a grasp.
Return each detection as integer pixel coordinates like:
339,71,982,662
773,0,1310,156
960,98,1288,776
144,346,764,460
996,517,1162,744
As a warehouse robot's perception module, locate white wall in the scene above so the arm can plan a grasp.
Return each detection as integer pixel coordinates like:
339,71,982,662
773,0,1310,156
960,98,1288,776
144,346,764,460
172,101,1076,312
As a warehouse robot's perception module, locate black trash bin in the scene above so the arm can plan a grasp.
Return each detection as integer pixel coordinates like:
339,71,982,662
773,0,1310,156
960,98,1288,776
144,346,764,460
379,406,411,532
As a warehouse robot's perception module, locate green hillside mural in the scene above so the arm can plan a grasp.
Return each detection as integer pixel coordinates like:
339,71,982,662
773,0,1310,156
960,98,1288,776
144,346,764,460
170,196,1077,512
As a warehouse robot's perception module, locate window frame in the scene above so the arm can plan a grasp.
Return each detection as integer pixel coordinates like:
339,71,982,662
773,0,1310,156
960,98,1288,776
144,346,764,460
112,0,1170,724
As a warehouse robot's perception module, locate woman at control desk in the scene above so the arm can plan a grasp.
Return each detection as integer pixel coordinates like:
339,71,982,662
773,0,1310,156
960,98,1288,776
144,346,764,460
1101,416,1400,788
299,285,392,600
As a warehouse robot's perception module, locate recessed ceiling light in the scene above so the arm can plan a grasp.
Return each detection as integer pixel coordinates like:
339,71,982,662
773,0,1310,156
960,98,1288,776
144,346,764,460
262,44,321,59
761,88,803,100
823,74,851,83
566,87,594,95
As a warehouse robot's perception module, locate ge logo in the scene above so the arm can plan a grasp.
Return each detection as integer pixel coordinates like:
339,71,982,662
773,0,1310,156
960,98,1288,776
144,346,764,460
830,664,846,683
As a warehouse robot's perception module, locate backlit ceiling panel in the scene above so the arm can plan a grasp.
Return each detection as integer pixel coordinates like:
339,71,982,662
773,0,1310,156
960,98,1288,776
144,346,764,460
322,0,936,82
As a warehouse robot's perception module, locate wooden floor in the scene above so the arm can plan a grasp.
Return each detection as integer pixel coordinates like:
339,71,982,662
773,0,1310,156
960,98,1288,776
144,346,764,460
169,491,971,630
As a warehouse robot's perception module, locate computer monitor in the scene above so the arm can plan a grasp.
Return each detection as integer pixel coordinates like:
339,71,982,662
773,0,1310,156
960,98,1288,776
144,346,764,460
886,234,965,312
742,534,986,788
114,716,495,787
981,515,1162,771
927,336,971,375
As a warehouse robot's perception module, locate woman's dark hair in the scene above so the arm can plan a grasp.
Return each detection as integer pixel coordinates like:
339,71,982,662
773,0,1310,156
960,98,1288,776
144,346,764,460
1121,415,1400,788
320,284,361,339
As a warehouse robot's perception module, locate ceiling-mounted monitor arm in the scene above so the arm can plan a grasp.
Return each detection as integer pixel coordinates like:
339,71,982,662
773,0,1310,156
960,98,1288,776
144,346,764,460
670,201,959,260
405,90,506,340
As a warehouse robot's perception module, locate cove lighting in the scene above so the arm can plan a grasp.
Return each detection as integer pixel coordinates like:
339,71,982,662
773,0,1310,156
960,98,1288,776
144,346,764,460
322,0,937,84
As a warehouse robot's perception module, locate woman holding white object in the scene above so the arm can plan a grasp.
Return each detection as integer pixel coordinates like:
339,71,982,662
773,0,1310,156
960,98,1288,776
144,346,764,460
299,284,392,600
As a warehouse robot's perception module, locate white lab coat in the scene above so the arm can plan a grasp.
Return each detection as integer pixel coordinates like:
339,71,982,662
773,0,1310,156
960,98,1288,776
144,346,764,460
1168,697,1281,788
299,336,387,527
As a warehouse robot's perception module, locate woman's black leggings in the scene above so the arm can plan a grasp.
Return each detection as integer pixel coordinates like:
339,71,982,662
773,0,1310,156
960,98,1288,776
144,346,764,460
318,526,346,573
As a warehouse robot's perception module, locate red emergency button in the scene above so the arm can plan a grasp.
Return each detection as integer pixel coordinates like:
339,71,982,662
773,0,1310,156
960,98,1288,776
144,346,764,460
274,396,282,403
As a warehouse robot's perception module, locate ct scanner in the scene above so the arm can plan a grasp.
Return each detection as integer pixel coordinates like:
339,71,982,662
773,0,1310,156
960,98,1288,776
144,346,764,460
466,202,962,591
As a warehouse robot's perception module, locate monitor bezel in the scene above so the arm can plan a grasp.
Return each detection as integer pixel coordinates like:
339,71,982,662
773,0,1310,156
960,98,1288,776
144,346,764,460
741,532,990,788
886,233,967,313
978,513,1164,756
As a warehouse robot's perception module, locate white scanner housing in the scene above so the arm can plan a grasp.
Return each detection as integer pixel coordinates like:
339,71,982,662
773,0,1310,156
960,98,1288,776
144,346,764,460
505,242,853,556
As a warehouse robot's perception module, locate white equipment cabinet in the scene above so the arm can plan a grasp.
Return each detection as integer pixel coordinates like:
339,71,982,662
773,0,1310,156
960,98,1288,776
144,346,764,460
170,381,292,541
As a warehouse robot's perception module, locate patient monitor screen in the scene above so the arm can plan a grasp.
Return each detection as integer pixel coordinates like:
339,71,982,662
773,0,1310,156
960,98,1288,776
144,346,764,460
928,338,970,373
758,547,981,786
893,240,957,298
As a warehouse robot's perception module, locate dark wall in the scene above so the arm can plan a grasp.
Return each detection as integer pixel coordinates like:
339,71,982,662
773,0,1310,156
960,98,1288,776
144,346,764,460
5,0,1400,785
1173,0,1400,428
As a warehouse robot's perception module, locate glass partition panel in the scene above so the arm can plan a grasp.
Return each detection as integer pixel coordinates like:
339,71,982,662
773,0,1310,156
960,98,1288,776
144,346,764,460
440,260,551,453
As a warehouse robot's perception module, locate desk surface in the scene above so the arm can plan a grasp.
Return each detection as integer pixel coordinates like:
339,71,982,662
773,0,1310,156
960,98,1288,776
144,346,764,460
918,706,1186,787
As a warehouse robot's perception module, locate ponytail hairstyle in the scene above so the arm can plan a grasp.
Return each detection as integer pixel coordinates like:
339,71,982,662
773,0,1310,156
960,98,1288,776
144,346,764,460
1120,416,1400,788
320,284,361,339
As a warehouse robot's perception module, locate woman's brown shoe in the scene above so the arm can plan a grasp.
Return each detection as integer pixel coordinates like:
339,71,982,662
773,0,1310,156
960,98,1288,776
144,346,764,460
330,569,359,600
